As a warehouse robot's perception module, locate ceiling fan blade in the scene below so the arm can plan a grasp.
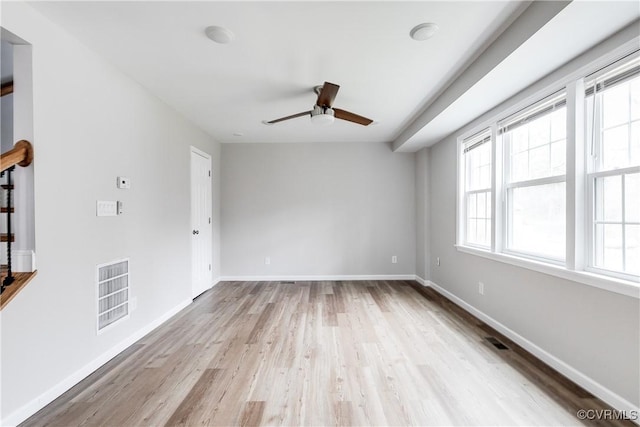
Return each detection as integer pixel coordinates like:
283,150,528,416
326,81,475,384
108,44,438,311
333,108,373,126
265,111,312,124
316,82,340,108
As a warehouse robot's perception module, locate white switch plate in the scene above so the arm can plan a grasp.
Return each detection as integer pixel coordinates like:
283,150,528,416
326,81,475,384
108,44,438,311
264,257,271,265
391,255,397,264
117,176,131,189
96,200,117,216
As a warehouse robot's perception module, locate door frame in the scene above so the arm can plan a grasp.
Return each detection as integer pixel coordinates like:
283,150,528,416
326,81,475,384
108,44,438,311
190,146,213,298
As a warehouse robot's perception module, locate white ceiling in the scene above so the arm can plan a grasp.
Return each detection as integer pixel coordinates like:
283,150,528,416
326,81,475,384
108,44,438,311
27,1,640,150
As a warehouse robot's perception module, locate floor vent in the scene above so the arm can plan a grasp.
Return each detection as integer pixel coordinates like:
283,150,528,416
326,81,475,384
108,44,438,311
486,336,509,350
279,281,296,285
97,259,130,332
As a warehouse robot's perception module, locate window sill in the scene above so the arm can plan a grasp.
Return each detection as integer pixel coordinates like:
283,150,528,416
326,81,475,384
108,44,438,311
454,244,640,299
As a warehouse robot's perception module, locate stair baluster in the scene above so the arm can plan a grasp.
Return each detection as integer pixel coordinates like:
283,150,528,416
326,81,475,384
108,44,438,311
1,166,15,292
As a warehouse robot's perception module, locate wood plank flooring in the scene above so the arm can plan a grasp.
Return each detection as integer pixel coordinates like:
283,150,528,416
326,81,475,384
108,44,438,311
21,280,634,426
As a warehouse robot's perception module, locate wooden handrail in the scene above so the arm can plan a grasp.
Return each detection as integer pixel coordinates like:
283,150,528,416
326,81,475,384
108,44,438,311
1,81,13,97
1,140,34,172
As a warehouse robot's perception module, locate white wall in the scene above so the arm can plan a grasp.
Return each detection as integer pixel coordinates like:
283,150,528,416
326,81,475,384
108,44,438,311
415,147,430,280
0,2,221,424
0,40,12,153
221,142,416,278
427,133,639,409
424,25,640,410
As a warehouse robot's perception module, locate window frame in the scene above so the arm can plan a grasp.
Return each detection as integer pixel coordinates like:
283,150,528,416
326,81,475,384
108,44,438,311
461,129,493,249
455,45,640,299
500,93,568,263
583,60,640,281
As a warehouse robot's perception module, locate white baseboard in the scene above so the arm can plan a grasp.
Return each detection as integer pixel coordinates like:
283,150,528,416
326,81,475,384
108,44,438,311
426,280,640,419
1,299,192,427
0,250,35,272
414,275,428,286
14,250,36,272
218,274,417,282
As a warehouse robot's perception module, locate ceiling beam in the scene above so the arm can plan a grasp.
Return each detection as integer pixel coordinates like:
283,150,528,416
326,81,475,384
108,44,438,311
391,1,571,152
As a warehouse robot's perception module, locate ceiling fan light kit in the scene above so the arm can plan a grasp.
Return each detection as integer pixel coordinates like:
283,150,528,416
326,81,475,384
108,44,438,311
265,81,373,127
310,106,335,125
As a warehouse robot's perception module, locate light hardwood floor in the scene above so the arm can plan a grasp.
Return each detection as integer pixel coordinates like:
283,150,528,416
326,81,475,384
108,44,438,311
22,280,634,426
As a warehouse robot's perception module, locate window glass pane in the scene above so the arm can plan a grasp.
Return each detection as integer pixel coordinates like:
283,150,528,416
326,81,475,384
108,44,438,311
477,218,487,244
507,107,565,182
529,145,550,179
631,121,639,166
512,127,528,153
551,140,565,175
626,225,640,275
631,78,640,121
466,142,492,191
477,192,486,219
509,182,566,259
550,108,566,141
468,193,477,218
529,114,550,148
465,191,491,247
602,82,629,129
594,224,623,271
595,175,622,222
625,173,640,223
511,151,528,183
467,218,477,244
602,125,630,170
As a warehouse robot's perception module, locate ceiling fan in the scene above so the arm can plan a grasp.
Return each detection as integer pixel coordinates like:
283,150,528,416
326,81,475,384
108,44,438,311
264,82,373,126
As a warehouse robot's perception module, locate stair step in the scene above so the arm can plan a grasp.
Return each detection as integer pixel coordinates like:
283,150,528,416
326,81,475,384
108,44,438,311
0,234,15,242
0,207,14,213
1,184,14,190
1,270,38,310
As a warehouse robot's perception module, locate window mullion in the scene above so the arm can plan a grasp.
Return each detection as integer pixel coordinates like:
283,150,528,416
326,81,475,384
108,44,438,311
491,123,501,253
621,174,626,271
566,78,585,270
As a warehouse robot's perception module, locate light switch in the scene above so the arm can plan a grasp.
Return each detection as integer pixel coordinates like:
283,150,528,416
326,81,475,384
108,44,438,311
97,200,117,216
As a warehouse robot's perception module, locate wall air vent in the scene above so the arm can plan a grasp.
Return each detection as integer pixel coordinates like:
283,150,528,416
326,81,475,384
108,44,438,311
97,258,130,332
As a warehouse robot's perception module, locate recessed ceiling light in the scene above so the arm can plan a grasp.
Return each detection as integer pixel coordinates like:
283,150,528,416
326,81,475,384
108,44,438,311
410,23,439,41
205,26,235,44
233,132,244,137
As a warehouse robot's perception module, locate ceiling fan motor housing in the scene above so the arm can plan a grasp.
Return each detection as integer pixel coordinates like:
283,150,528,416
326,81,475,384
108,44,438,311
310,105,335,125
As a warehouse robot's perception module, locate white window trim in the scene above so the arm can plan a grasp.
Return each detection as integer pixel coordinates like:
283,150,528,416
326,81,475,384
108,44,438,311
455,43,640,300
455,244,639,299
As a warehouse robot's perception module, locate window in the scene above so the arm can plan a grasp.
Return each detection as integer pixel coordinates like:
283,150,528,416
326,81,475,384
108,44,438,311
456,49,640,291
586,56,640,278
462,130,492,248
500,93,567,261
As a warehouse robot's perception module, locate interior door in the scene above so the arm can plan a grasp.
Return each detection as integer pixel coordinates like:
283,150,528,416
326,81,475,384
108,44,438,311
190,147,212,298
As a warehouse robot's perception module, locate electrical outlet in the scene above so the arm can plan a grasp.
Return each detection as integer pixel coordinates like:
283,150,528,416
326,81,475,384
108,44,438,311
478,281,485,295
436,257,440,266
391,255,397,264
264,256,270,265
